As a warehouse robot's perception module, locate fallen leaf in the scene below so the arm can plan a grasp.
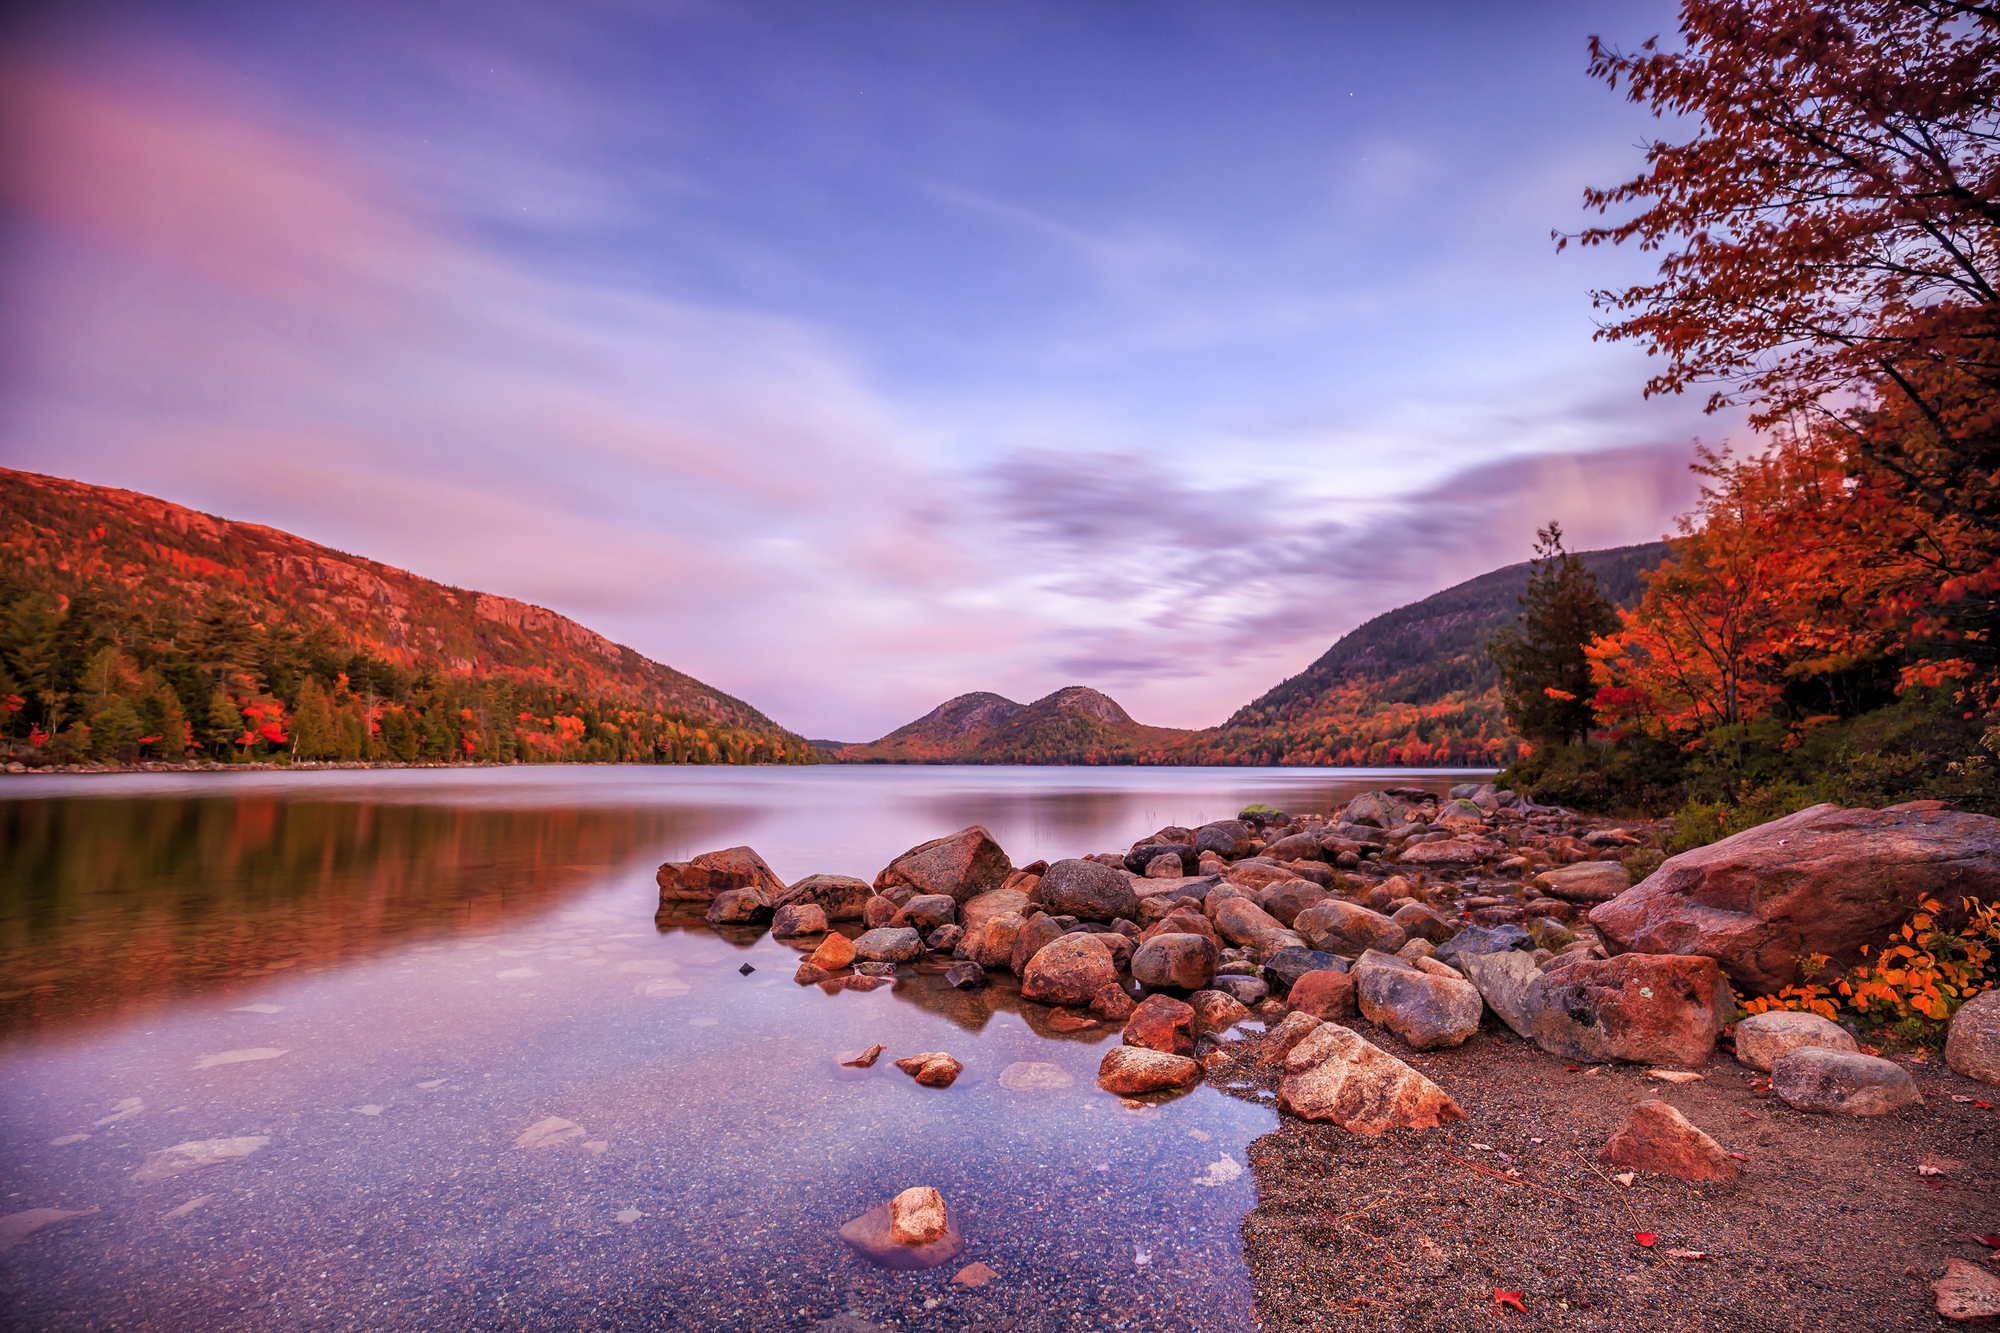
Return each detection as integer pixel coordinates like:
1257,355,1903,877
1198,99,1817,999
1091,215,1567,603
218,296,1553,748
1563,1065,1580,1073
1645,1069,1704,1083
1728,1152,1750,1162
1667,1249,1710,1261
1971,1235,2000,1249
1976,1101,1994,1110
1494,1290,1526,1313
1614,1171,1636,1187
953,1261,999,1287
1635,1233,1658,1247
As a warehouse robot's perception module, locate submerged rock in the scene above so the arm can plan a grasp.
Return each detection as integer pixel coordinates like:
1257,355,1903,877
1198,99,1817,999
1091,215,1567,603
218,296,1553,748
131,1135,270,1184
944,961,987,990
839,1187,965,1271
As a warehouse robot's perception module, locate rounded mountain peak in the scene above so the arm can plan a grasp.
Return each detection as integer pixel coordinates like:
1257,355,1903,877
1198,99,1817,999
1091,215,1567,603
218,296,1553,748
1032,686,1133,725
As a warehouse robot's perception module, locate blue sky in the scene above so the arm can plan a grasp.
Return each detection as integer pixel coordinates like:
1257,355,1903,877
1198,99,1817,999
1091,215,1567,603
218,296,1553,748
0,1,1732,738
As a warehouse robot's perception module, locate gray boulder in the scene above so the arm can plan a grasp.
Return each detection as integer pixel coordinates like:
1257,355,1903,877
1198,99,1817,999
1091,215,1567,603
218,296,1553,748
1037,859,1141,922
1772,1047,1921,1115
1262,947,1345,993
853,927,924,964
1293,899,1406,956
1434,923,1533,969
1946,988,2000,1086
1356,956,1483,1050
1732,1010,1857,1072
1194,820,1256,859
1211,974,1270,1006
1459,949,1542,1039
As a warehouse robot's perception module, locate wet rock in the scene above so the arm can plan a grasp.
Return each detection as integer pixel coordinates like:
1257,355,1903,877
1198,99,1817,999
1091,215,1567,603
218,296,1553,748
953,1261,1000,1288
1590,801,2000,993
1224,861,1302,892
1262,881,1329,927
771,873,872,921
944,961,987,990
1189,988,1252,1033
1037,859,1141,922
1398,839,1484,868
1126,842,1194,874
656,846,785,904
705,887,772,925
1391,902,1452,943
1293,900,1406,956
855,961,898,977
1535,861,1631,904
970,913,1026,970
999,1061,1073,1091
1131,933,1219,991
829,974,891,993
1256,1010,1324,1067
0,1207,98,1254
1933,1259,2000,1321
1021,933,1119,1007
1144,852,1187,878
839,1188,965,1271
1097,1045,1203,1095
895,894,958,933
795,961,832,984
840,1044,886,1068
1262,947,1345,993
131,1135,270,1184
1090,982,1137,1021
926,924,963,953
1772,1047,1920,1115
1732,1010,1858,1072
1356,956,1482,1050
1341,792,1405,829
1433,923,1533,969
1213,897,1291,949
957,887,1031,954
1212,974,1270,1007
1597,1099,1738,1181
895,1052,964,1087
1010,913,1067,976
1194,820,1256,859
1459,949,1542,1038
810,933,858,970
1123,993,1196,1056
863,895,900,929
853,927,924,964
874,826,1014,905
1287,967,1358,1021
772,903,829,938
1525,953,1725,1066
1277,1023,1464,1134
1946,987,2000,1085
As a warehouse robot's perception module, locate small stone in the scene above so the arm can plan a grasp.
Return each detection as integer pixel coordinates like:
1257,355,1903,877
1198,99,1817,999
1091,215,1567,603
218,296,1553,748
737,963,755,976
1934,1258,2000,1321
1732,1010,1857,1071
771,902,829,938
863,895,900,929
1021,933,1119,1007
855,960,898,977
896,894,958,933
840,1044,886,1068
1096,1045,1203,1095
1212,974,1270,1006
890,1186,950,1245
839,1190,965,1271
1772,1047,1920,1115
809,933,858,970
1261,947,1345,993
1596,1099,1738,1181
894,1052,963,1087
1189,988,1252,1033
794,961,832,985
944,961,987,990
926,924,964,953
1131,933,1220,991
953,1261,999,1287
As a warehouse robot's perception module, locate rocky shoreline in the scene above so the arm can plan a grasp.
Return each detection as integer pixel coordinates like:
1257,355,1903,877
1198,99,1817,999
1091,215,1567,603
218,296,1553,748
657,784,2000,1329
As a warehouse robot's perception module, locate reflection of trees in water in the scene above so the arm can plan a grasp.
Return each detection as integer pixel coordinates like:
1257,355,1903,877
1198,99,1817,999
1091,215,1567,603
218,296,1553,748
0,797,688,1036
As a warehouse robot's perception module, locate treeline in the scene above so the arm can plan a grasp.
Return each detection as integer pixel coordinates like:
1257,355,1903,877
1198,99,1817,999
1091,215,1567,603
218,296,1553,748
0,584,812,767
1493,1,2000,830
1186,687,1516,768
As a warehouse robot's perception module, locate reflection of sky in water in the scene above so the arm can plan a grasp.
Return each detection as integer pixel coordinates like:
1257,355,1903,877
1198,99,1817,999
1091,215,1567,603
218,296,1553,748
0,766,1480,1329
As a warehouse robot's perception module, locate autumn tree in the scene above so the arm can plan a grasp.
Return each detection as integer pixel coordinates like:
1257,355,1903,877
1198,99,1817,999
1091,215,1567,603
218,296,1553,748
1569,0,2000,697
1489,524,1621,745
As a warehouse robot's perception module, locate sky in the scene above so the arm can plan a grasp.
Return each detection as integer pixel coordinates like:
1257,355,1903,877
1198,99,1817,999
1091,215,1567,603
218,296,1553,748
0,0,1735,741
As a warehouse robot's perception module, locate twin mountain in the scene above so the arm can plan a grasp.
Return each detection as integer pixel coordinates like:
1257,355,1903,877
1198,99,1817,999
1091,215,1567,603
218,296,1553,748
1,467,1664,766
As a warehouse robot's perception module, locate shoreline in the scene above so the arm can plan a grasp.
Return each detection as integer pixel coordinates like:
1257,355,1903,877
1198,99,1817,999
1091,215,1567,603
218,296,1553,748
0,758,1501,778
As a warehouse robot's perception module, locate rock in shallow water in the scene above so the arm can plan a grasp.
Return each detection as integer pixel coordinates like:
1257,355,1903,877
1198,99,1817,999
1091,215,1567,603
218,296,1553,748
656,846,784,905
1037,859,1141,922
895,1052,963,1087
1731,1010,1856,1072
809,933,858,970
839,1188,965,1271
1188,988,1252,1033
771,902,828,938
874,826,1013,905
943,961,987,990
1123,993,1195,1056
1021,933,1118,1007
853,927,923,963
1096,1045,1203,1095
133,1136,270,1185
1772,1047,1920,1115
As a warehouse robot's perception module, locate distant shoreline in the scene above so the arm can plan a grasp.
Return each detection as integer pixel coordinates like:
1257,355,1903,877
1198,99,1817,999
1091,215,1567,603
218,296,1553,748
1,758,1502,778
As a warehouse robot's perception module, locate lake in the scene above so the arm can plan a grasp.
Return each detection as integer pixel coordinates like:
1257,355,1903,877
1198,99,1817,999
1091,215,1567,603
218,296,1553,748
0,764,1488,1331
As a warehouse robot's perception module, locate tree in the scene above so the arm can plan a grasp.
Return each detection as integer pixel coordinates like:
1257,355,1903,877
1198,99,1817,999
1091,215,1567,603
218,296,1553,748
291,675,337,760
1489,524,1622,746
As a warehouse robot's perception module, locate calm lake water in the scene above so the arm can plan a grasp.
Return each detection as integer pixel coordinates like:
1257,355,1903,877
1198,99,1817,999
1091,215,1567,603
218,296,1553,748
0,765,1486,1332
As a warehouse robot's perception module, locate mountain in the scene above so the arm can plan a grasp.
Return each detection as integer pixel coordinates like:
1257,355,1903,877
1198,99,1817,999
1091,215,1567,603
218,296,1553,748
1182,541,1671,766
833,686,1194,764
0,468,813,765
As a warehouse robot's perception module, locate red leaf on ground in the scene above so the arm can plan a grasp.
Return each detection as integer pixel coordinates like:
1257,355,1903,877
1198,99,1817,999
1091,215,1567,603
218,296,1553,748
1976,1102,1994,1110
1972,1236,2000,1248
1563,1066,1580,1073
1494,1290,1526,1313
1635,1233,1658,1247
1727,1152,1750,1161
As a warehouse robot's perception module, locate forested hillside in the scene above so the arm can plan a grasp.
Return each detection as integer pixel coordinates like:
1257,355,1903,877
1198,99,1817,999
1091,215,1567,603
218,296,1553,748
0,469,813,766
834,686,1194,764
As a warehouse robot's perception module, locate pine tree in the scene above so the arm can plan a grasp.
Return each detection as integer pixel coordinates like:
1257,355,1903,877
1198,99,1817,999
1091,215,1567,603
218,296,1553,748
1488,523,1620,746
291,675,337,759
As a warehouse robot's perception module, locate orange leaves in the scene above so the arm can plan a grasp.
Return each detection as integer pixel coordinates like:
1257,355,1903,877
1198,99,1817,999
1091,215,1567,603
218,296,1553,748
1493,1290,1526,1314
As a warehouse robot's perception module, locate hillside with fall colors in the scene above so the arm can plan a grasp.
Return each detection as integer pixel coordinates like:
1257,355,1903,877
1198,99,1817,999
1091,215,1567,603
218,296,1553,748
832,686,1196,764
0,468,813,765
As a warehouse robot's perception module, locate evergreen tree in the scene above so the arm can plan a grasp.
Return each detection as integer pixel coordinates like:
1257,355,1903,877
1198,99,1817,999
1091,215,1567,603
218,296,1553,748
1488,523,1620,746
203,689,244,756
291,675,337,759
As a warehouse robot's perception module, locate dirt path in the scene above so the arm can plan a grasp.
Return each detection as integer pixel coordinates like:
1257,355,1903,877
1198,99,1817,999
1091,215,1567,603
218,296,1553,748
1215,1018,1999,1332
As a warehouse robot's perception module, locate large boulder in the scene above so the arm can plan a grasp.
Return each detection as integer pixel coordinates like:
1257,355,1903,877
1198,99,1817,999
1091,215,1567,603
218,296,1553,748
1213,896,1292,949
771,902,829,938
1772,1047,1921,1115
769,873,872,921
1356,957,1483,1050
1732,1010,1857,1072
1262,947,1345,993
1591,802,2000,994
1037,859,1141,922
955,888,1031,958
1340,792,1405,829
1287,968,1358,1021
1459,949,1543,1039
1010,913,1067,976
1096,1045,1203,1095
894,895,958,933
1536,861,1630,904
1130,933,1219,991
1125,842,1195,874
1123,993,1195,1055
1946,988,2000,1085
875,826,1013,905
1294,900,1406,956
969,913,1025,970
1264,832,1325,862
1021,933,1118,1007
853,927,924,964
1596,1100,1737,1181
1262,881,1329,927
1434,923,1533,970
1193,820,1255,859
656,846,785,905
1277,1023,1464,1134
1524,953,1725,1066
